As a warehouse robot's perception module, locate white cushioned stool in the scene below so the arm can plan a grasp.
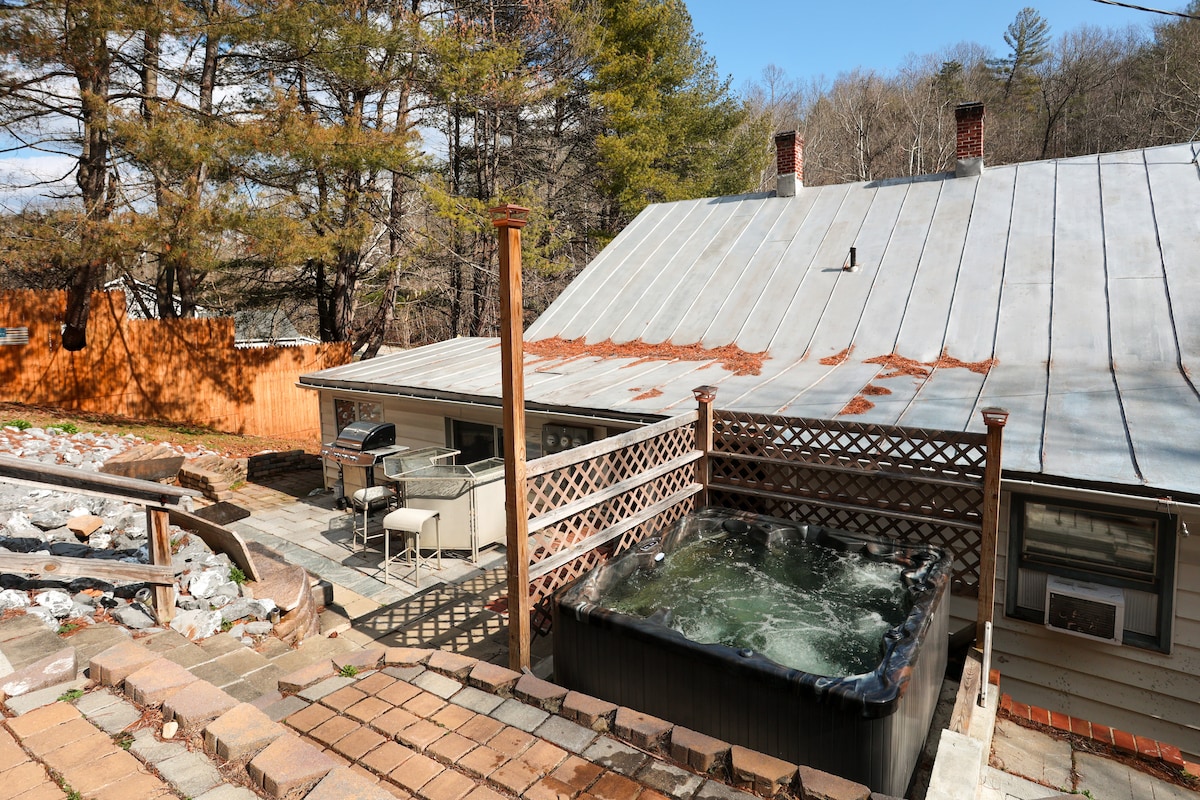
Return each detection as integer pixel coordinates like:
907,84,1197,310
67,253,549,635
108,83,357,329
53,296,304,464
351,485,397,550
381,507,442,588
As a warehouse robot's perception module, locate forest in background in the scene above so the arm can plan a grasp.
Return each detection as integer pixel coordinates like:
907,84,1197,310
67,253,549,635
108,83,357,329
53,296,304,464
0,1,1198,355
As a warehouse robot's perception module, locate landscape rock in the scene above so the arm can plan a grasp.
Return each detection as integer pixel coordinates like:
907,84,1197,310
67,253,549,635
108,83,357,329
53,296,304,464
171,609,223,641
0,589,30,609
34,590,73,618
30,510,67,531
113,604,156,629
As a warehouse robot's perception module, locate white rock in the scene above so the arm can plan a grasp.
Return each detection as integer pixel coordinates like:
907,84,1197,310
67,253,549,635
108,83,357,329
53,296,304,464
24,607,57,628
186,568,229,599
170,609,223,641
0,589,30,610
34,590,73,618
161,720,178,739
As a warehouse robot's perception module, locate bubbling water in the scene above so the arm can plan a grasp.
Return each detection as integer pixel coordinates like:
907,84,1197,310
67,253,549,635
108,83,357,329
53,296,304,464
600,531,909,677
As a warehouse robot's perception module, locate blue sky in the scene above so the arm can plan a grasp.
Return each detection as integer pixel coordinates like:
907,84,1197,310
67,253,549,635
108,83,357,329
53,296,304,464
685,0,1168,90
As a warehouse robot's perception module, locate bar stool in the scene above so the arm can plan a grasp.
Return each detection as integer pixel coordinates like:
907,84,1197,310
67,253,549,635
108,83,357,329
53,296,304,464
381,508,442,588
351,485,397,550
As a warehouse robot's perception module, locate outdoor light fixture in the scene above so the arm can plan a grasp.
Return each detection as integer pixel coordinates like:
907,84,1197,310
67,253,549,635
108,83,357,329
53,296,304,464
981,407,1009,427
489,204,530,228
693,385,718,403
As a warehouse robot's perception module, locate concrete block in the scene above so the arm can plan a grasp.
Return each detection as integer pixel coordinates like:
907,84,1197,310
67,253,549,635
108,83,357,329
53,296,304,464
0,647,77,698
796,766,870,800
155,749,225,798
203,703,285,760
304,766,394,800
491,698,549,733
729,746,796,796
467,661,521,694
277,660,335,693
163,680,239,729
125,658,199,707
614,707,672,752
248,733,339,798
89,641,158,688
514,674,568,712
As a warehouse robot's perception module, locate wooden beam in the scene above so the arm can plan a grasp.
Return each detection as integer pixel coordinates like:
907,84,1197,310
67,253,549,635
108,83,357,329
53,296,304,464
147,508,176,624
0,553,174,584
492,204,532,672
0,453,195,507
976,408,1008,644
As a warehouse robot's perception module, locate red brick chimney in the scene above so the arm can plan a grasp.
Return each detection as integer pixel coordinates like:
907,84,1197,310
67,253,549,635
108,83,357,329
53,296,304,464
774,130,803,197
955,102,984,177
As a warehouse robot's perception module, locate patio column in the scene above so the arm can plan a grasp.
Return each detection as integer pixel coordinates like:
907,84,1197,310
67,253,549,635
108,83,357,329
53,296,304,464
977,408,1009,645
693,386,718,505
492,204,532,671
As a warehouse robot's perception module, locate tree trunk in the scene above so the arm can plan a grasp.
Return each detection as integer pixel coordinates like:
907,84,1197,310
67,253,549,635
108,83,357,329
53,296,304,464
62,0,114,351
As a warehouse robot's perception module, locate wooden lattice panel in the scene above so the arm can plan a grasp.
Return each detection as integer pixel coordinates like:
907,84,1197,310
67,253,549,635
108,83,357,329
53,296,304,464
521,415,700,634
709,456,984,525
710,411,989,597
528,463,697,563
710,489,982,595
713,412,987,482
526,421,695,517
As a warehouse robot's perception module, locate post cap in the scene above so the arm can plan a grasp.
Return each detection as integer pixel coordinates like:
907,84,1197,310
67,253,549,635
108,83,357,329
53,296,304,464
692,385,718,403
981,407,1009,427
490,204,530,228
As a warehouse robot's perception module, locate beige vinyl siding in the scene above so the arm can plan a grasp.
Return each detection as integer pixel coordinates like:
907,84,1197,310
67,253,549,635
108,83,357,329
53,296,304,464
989,491,1200,760
317,389,629,491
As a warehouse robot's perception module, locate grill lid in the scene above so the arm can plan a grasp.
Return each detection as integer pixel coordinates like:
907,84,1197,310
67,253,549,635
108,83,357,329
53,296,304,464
331,421,396,451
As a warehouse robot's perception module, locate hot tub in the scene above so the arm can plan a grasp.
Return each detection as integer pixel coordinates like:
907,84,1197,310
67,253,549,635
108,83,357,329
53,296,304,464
552,508,950,797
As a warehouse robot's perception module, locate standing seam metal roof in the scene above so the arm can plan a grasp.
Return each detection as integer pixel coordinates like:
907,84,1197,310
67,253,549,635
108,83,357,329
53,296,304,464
301,143,1200,499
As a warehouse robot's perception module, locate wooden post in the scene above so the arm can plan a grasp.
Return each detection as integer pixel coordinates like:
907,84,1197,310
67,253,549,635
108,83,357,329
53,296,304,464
492,203,532,672
693,386,717,506
976,408,1008,645
146,506,176,624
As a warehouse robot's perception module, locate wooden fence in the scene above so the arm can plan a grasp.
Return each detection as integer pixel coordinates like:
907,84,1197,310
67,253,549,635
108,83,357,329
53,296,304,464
0,290,350,440
512,388,1005,656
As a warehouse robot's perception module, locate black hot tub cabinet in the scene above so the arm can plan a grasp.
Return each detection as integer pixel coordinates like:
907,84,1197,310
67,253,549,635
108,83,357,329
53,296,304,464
552,508,950,797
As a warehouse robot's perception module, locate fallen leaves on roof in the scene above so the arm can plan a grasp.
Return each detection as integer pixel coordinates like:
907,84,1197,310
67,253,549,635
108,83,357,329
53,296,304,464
525,337,767,376
819,346,854,366
838,396,875,416
630,387,664,401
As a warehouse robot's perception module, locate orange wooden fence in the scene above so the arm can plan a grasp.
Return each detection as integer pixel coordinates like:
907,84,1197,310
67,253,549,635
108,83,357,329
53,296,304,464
0,290,351,440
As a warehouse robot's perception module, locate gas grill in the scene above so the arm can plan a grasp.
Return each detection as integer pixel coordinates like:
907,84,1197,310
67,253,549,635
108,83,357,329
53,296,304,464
321,421,403,467
321,422,407,505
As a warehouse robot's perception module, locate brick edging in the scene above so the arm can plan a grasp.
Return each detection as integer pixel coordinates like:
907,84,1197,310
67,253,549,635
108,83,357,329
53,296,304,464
999,693,1198,778
286,647,885,800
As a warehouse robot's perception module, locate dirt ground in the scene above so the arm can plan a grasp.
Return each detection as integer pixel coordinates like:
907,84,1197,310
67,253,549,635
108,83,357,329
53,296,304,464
0,401,320,458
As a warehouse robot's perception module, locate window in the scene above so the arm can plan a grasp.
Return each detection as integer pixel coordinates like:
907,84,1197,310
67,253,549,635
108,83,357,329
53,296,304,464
1007,495,1174,651
449,420,502,464
335,399,382,432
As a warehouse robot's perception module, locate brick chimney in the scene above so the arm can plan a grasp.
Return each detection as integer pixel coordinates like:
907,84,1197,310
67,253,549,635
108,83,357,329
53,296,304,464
774,131,803,197
955,102,984,177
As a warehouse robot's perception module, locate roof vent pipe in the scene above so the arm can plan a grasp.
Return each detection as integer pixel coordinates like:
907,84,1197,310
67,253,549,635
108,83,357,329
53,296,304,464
955,102,985,178
774,131,803,197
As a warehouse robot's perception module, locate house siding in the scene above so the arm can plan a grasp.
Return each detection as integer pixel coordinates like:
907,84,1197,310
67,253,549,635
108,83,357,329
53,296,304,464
983,490,1200,761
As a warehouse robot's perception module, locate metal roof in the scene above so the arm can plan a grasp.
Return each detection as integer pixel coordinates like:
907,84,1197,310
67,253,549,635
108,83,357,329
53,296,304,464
302,142,1200,500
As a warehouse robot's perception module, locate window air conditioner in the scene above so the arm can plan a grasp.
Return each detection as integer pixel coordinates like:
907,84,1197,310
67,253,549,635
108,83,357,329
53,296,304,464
1044,576,1124,645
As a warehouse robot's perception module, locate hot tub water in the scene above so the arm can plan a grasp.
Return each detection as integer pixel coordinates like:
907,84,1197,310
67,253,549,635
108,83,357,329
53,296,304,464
602,525,909,676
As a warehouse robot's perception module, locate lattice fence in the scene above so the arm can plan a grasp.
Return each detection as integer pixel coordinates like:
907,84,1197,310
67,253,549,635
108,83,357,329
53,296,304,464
708,412,988,595
524,414,702,625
